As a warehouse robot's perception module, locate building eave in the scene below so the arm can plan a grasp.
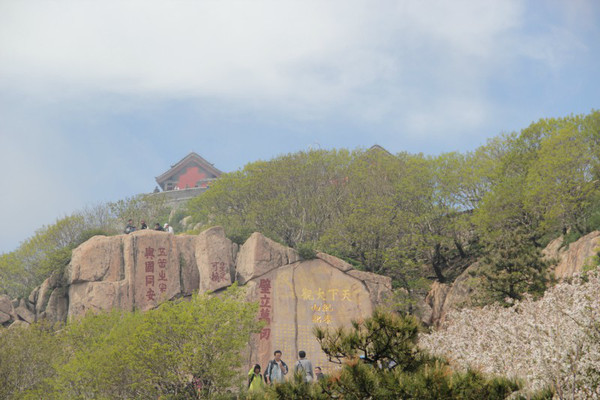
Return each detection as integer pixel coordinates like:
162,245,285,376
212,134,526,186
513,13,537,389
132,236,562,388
155,152,223,187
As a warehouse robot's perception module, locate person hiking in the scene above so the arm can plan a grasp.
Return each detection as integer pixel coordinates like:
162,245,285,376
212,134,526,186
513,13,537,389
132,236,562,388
315,366,325,381
265,350,288,384
124,219,136,234
247,364,265,393
294,350,314,382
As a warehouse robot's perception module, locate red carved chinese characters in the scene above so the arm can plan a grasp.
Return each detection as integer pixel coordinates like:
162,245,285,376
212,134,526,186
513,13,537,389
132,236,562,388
210,261,228,282
145,246,169,300
258,278,272,340
145,247,156,301
157,247,168,293
144,247,155,259
145,261,155,273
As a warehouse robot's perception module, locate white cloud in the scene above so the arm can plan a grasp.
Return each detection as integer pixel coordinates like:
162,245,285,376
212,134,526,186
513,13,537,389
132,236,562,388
1,0,595,145
1,0,590,135
0,2,522,106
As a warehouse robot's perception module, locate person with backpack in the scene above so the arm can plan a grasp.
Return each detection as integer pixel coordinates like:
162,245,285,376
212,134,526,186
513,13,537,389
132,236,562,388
247,364,264,393
265,350,288,384
294,350,314,383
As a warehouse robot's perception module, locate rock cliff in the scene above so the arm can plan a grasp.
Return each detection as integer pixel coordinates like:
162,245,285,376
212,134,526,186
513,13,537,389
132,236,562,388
422,231,600,327
1,227,392,373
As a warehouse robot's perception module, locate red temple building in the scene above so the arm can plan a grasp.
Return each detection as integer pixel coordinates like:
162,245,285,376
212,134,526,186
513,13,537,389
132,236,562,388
155,152,223,192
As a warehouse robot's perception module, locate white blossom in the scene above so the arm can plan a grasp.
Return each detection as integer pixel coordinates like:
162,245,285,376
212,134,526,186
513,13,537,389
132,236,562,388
420,271,600,399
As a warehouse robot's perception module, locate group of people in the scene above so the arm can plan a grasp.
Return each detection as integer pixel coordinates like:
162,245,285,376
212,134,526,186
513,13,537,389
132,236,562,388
124,219,174,234
248,350,325,393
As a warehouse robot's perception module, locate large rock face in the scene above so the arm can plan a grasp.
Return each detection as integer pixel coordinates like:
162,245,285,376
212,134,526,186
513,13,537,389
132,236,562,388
422,263,482,327
544,231,600,279
67,230,184,317
236,232,300,284
245,257,390,374
423,231,600,327
195,226,234,293
3,228,392,374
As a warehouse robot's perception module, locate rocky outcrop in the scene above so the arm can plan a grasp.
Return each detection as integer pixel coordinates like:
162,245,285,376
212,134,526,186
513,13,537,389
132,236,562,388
0,295,14,324
423,231,600,327
69,235,124,284
196,227,234,293
316,252,353,272
422,263,482,327
15,300,35,324
236,232,300,284
544,231,600,279
175,235,200,296
346,269,392,304
423,281,451,327
1,229,392,374
245,257,383,373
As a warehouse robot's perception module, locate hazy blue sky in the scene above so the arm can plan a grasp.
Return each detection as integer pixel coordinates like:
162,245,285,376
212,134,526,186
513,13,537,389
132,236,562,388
1,0,598,254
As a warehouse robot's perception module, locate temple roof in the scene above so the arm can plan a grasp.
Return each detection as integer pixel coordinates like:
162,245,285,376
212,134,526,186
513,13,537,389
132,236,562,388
155,152,223,189
367,144,393,156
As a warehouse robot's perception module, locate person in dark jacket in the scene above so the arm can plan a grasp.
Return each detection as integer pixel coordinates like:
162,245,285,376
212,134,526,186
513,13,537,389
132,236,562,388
124,219,136,234
315,366,325,381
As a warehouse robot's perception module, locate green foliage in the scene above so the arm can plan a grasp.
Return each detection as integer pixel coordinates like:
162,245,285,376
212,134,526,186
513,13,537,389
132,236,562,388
1,193,174,298
4,110,600,309
470,111,600,304
184,110,600,307
524,116,600,235
108,193,171,231
170,208,189,233
0,322,64,400
2,285,261,399
0,215,89,297
582,246,600,273
188,149,354,248
266,310,541,399
313,310,423,372
297,242,317,260
264,372,329,400
187,147,478,299
477,226,551,305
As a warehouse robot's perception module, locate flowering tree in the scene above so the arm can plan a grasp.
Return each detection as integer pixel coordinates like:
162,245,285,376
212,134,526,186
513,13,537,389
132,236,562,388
420,271,600,399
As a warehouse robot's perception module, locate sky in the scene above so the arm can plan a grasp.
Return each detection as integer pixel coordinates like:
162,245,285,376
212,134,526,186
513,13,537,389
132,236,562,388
0,0,599,254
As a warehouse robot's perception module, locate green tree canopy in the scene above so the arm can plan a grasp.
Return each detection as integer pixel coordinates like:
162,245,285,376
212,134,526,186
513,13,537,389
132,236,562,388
0,285,261,399
264,310,551,400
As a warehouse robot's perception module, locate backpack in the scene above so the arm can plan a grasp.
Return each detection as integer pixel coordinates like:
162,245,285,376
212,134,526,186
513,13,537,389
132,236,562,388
265,359,288,382
248,372,260,388
265,360,274,382
296,360,313,382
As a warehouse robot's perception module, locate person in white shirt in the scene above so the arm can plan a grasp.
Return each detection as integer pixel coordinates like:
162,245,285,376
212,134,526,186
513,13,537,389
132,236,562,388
265,350,288,384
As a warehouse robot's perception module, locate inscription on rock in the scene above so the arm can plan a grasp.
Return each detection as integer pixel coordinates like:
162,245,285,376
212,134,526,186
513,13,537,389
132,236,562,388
249,259,375,375
132,233,181,311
